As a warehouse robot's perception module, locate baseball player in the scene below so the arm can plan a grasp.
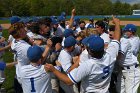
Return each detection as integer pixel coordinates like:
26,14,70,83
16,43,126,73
20,45,52,93
76,21,86,33
95,20,110,48
45,16,120,93
57,36,79,93
116,24,140,93
0,26,10,61
8,23,31,92
123,24,140,59
85,17,94,28
51,18,63,38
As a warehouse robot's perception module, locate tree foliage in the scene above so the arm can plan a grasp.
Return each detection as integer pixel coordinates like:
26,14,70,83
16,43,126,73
0,0,140,17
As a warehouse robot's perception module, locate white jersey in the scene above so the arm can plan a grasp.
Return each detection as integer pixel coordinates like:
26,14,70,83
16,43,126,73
11,39,31,77
85,23,90,28
76,27,81,33
8,35,14,42
128,36,140,57
128,36,140,64
100,33,110,44
20,64,52,93
76,27,86,33
68,40,119,93
79,49,90,65
118,37,135,66
51,26,64,37
58,49,72,73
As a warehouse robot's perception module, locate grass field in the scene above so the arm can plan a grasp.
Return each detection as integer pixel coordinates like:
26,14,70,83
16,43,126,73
1,23,140,93
0,20,10,24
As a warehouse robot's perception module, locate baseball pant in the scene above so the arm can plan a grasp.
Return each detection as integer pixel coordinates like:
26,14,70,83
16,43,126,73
116,66,140,93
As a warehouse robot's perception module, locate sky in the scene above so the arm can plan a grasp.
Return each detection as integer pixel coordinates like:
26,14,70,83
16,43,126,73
111,0,140,4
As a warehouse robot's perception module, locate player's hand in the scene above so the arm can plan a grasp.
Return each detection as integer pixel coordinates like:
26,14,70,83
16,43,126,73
47,38,52,47
112,15,120,25
72,56,79,63
72,9,76,16
55,43,62,51
55,61,61,66
44,63,55,72
33,40,42,46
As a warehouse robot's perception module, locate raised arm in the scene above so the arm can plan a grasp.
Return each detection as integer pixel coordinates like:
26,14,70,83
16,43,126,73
45,64,73,85
112,15,121,41
68,9,76,29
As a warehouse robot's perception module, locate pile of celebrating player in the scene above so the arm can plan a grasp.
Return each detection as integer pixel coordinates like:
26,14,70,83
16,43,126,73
0,9,140,93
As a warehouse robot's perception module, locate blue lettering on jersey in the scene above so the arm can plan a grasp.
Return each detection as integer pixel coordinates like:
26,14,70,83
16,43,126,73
102,66,110,79
30,78,36,92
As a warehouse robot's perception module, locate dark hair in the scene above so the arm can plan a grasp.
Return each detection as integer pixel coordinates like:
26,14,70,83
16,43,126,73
87,48,104,59
109,25,115,31
95,20,105,29
79,20,85,25
38,18,51,27
51,37,63,47
29,23,40,34
44,17,52,24
8,22,25,38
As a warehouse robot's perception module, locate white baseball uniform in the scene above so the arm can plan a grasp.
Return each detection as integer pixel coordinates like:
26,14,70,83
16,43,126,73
79,49,90,65
50,26,64,38
11,39,31,80
128,36,140,64
58,49,79,93
116,37,140,93
68,40,120,93
20,64,52,93
100,32,110,44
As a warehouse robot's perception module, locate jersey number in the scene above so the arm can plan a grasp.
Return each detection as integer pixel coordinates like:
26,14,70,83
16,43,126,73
30,78,36,92
102,66,110,79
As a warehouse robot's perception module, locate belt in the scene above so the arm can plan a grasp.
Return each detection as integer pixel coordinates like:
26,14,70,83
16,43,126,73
122,64,139,70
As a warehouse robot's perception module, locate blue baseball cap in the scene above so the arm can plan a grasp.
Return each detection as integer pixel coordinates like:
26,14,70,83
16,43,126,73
64,36,76,48
0,61,6,71
52,19,59,25
82,35,95,46
82,37,90,46
74,17,80,23
27,45,44,62
61,12,66,16
64,29,74,38
87,24,94,28
87,35,104,51
32,17,39,22
123,24,137,32
58,16,65,22
89,17,94,21
10,16,21,24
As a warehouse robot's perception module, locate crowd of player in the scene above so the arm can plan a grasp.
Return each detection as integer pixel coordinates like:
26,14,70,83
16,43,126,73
0,9,140,93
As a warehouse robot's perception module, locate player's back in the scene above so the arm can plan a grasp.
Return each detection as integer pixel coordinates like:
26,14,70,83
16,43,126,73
75,40,119,93
80,52,116,93
20,64,52,93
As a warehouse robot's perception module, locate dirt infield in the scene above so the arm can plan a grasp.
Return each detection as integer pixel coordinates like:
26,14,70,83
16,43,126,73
1,21,140,29
110,21,140,26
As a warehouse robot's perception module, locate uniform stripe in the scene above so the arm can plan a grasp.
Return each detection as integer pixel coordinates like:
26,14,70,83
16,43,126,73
68,73,77,84
111,40,120,46
119,50,125,55
66,66,71,73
